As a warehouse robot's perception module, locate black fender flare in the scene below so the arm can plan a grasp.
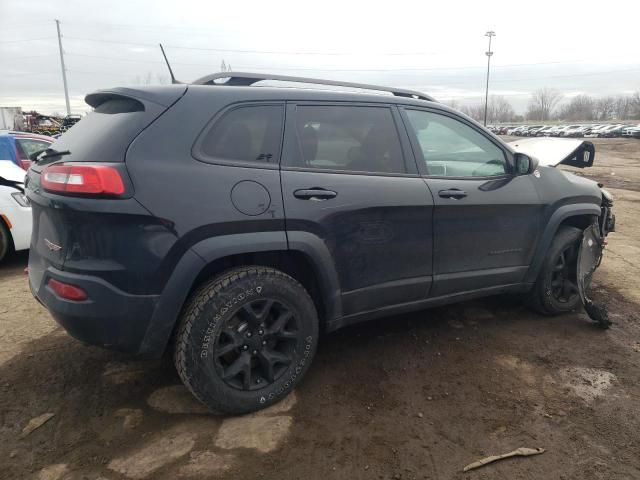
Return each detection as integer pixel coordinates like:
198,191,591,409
524,203,600,284
137,231,342,357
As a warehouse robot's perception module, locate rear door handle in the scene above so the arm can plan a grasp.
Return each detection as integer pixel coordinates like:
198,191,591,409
294,188,337,201
438,189,467,199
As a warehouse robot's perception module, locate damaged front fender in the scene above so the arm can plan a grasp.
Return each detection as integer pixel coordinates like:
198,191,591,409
509,137,595,168
577,223,611,329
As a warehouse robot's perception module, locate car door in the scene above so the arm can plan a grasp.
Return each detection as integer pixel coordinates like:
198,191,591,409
401,107,544,297
280,102,434,318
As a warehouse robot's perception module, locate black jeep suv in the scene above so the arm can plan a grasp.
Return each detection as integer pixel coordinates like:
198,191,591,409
26,73,614,414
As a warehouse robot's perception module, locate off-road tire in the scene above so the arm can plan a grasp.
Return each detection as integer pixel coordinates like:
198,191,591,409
527,226,582,315
174,266,319,414
0,220,13,263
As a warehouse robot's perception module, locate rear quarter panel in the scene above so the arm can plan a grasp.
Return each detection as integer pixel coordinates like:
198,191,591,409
124,86,288,274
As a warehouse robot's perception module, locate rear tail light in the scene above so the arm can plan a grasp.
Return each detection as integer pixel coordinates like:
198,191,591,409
47,278,88,301
41,164,125,196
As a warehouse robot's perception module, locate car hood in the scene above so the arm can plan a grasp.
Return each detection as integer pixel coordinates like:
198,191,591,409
509,137,595,168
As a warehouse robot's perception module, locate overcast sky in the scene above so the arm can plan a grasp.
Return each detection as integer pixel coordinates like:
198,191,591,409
1,0,638,115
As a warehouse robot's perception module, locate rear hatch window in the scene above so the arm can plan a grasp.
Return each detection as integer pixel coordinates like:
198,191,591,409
32,86,186,170
26,86,186,276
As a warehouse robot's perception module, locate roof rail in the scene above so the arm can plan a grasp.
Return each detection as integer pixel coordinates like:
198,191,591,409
192,72,435,102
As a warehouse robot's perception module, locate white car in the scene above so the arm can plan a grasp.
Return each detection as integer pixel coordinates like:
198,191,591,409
0,160,31,262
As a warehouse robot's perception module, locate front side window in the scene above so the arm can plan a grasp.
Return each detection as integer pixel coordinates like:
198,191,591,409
405,109,507,177
200,105,284,163
293,105,405,174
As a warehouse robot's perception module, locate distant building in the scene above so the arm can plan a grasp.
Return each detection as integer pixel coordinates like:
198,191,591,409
0,107,24,131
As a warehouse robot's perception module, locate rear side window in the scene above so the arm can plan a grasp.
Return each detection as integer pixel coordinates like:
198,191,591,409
291,105,406,174
199,105,284,163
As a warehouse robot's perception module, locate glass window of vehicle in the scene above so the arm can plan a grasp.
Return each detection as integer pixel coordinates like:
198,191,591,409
293,105,406,174
405,109,507,177
15,138,51,159
200,105,284,163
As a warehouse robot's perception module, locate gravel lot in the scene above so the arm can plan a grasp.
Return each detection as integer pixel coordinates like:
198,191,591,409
1,138,639,480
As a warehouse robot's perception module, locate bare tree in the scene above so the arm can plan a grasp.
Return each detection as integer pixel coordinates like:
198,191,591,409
133,71,154,85
460,97,515,123
614,95,632,120
443,99,460,110
460,104,484,122
632,91,640,119
220,60,232,72
132,72,169,85
489,96,516,123
527,88,562,121
595,96,616,121
558,95,595,121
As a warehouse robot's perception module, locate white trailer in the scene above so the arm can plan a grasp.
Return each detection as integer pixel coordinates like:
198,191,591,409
0,107,24,131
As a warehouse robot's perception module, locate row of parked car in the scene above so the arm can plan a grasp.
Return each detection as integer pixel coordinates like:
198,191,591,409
0,130,54,262
491,123,640,138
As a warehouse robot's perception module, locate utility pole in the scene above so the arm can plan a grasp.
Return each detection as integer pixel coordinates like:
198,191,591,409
55,19,71,116
483,30,495,126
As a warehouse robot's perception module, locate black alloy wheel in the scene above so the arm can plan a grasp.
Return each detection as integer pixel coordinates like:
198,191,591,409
174,266,319,414
215,298,299,391
549,243,579,304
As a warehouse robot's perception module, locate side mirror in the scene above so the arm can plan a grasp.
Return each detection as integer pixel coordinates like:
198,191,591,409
514,153,539,175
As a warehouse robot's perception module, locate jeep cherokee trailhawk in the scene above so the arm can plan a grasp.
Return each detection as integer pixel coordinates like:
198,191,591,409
27,73,615,414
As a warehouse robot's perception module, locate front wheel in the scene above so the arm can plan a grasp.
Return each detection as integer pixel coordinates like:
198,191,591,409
527,226,582,315
174,266,319,414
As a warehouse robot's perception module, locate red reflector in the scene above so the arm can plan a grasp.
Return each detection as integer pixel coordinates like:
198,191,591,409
48,278,88,301
41,164,125,196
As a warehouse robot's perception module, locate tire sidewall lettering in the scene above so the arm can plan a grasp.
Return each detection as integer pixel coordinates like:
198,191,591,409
264,334,314,403
199,286,261,359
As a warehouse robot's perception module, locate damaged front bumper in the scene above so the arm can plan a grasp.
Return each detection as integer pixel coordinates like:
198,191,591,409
577,191,615,328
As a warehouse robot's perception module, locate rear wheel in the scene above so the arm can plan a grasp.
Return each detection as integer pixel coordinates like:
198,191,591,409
174,266,319,414
527,226,582,315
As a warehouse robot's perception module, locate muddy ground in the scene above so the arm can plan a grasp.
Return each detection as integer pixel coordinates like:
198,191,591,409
1,138,639,480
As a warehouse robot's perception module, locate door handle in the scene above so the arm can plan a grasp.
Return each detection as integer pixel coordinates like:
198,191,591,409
438,189,467,199
293,188,337,201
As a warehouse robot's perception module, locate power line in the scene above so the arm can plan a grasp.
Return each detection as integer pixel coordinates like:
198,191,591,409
67,69,138,78
63,20,229,34
63,36,444,56
490,66,640,83
63,52,640,75
0,37,56,44
0,54,54,61
1,72,58,78
0,21,52,32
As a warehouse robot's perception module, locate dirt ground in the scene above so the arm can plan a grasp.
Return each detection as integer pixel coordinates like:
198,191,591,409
1,138,640,480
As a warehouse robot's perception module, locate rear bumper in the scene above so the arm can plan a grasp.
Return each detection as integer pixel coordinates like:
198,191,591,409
29,264,159,353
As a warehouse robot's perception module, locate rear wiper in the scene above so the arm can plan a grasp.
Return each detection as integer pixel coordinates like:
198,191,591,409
32,148,71,162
